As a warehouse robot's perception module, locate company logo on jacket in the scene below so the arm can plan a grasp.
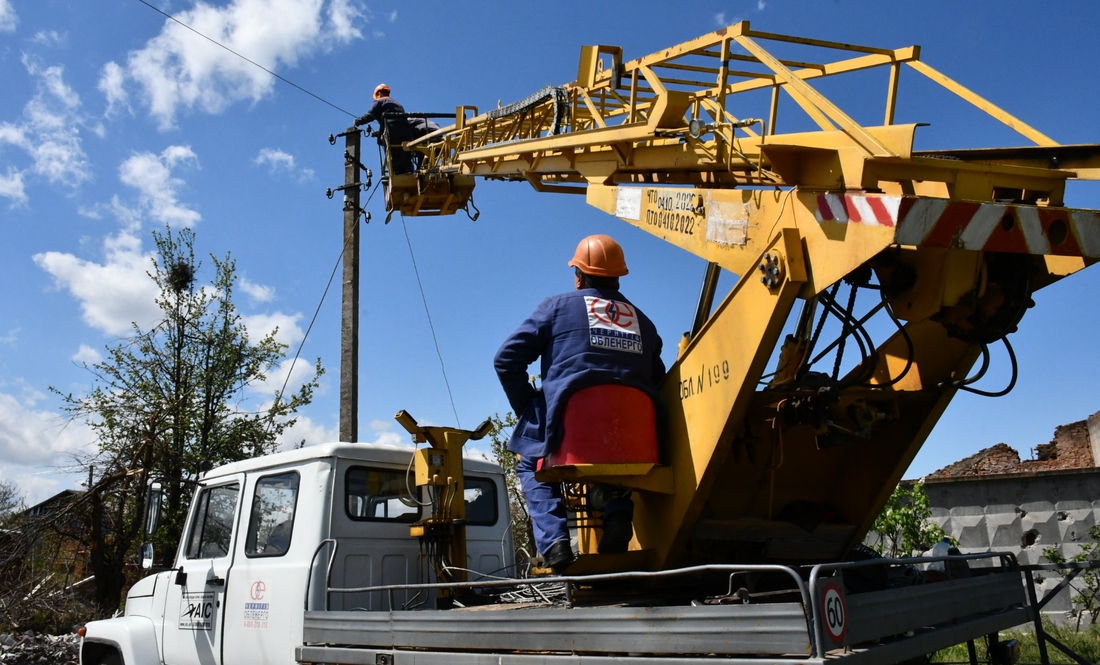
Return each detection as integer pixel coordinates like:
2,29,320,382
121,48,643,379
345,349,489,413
585,296,643,354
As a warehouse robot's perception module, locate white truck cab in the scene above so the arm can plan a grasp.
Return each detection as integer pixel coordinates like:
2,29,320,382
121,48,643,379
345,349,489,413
80,443,513,665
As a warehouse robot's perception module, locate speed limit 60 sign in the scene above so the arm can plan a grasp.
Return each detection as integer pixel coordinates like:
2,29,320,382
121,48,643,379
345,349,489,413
820,581,848,645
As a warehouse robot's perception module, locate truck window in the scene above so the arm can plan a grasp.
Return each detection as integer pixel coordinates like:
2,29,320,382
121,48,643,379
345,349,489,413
185,483,240,559
345,466,421,522
245,471,300,557
463,476,498,526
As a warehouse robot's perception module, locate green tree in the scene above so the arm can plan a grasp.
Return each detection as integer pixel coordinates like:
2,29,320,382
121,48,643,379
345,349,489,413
868,481,950,558
1043,526,1100,630
55,226,322,611
487,412,534,565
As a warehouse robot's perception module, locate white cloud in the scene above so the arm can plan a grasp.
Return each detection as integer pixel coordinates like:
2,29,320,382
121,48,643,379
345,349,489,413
464,446,492,462
118,145,201,227
239,311,315,406
32,30,63,46
0,0,16,32
253,147,313,181
72,344,102,365
0,167,25,205
109,0,368,129
366,430,409,448
34,229,162,336
0,391,92,469
254,147,295,171
239,276,276,303
274,414,413,449
387,9,396,22
369,418,392,431
0,385,96,506
243,311,304,348
757,1,766,10
276,414,338,448
99,61,131,118
327,0,365,42
715,12,726,26
0,328,18,345
0,56,90,203
33,146,198,336
238,310,316,408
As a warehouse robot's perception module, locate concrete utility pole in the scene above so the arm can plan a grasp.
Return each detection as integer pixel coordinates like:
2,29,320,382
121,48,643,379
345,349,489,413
339,128,361,443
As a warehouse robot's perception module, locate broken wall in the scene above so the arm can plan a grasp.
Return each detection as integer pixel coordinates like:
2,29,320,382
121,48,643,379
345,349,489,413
923,468,1100,616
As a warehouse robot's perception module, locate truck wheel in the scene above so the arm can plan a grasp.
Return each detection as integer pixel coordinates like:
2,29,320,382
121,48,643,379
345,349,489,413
96,651,122,665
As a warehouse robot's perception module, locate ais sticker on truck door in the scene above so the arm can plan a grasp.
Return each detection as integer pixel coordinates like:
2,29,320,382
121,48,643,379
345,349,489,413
585,297,643,354
179,592,215,630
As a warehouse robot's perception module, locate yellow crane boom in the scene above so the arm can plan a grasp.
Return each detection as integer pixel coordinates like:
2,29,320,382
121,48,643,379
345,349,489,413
377,21,1100,570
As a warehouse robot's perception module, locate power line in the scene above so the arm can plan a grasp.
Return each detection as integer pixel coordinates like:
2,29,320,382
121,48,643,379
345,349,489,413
135,0,356,118
400,218,462,428
272,181,381,416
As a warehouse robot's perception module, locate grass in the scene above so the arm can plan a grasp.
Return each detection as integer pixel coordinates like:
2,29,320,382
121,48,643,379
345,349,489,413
930,621,1100,664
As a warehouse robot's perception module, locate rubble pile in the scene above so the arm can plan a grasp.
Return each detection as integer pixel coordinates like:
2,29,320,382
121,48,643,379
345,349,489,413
0,631,79,665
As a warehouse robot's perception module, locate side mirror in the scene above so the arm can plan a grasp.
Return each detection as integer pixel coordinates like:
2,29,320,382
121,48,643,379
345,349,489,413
141,542,154,570
144,482,163,537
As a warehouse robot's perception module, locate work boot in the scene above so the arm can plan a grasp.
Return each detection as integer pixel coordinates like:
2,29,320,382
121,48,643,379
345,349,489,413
543,539,574,573
598,512,633,554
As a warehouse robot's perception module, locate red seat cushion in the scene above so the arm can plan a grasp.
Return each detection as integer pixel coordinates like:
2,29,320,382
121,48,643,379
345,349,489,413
545,384,658,467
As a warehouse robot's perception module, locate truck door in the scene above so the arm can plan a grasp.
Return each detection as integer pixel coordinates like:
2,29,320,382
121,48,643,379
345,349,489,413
162,476,243,665
222,470,305,663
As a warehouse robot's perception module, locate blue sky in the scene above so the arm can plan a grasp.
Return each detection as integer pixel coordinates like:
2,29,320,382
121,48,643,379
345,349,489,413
3,0,1100,505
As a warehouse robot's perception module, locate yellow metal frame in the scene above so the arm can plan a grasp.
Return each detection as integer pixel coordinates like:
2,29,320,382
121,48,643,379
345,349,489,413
400,20,1098,210
383,23,1100,570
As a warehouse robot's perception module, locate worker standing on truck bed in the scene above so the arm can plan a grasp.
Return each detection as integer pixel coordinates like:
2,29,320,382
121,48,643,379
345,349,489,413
494,235,665,571
354,83,414,174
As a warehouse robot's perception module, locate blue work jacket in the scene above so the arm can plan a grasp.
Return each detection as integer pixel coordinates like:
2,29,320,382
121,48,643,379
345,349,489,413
494,287,665,458
355,97,415,142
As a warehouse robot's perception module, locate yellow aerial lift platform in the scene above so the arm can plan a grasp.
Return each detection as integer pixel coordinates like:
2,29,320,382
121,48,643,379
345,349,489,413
363,21,1100,573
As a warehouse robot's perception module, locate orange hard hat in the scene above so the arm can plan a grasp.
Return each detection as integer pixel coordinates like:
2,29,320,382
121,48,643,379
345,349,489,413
568,234,629,277
373,83,391,99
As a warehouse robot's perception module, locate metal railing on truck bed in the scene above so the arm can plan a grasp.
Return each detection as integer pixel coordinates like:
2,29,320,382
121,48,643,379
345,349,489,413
298,544,1096,665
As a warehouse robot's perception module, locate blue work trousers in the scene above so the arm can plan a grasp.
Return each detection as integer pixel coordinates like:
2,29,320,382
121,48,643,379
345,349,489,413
516,454,634,556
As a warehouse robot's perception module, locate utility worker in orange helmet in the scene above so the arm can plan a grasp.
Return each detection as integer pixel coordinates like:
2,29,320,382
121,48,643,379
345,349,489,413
494,235,665,571
354,83,414,174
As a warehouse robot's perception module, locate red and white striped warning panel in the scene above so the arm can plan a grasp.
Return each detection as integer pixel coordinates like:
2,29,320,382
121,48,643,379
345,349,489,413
813,193,902,228
810,193,1100,258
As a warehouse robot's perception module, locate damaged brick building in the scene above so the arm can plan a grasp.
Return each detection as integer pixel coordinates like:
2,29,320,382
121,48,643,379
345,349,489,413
927,417,1098,478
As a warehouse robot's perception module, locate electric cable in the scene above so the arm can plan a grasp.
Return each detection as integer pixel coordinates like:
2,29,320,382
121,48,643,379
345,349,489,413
135,0,356,118
400,219,462,427
271,180,381,415
403,444,432,507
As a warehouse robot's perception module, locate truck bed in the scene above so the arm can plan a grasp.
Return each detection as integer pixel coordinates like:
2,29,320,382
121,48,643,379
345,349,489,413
298,554,1034,665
